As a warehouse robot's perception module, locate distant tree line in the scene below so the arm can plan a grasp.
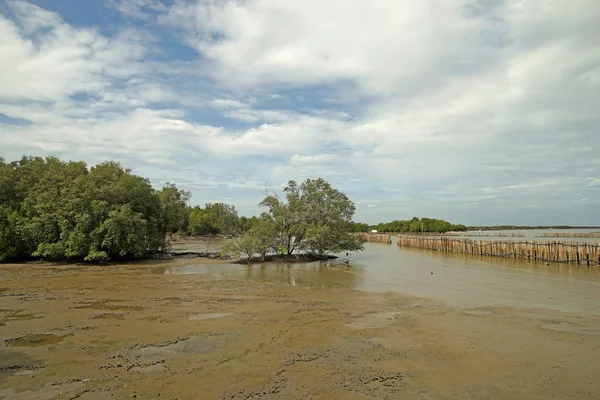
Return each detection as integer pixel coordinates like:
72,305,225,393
179,203,261,237
467,225,600,231
347,217,467,233
1,156,363,263
348,222,371,233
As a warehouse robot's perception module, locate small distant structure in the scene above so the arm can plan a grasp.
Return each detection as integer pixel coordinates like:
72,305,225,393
371,229,378,233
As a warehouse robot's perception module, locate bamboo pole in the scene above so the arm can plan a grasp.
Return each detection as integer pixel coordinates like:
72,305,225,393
357,233,392,244
396,235,599,266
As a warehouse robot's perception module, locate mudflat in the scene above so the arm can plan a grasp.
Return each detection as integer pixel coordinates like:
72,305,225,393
1,260,599,400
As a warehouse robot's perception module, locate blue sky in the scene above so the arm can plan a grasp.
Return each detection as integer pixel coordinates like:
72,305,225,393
0,0,599,225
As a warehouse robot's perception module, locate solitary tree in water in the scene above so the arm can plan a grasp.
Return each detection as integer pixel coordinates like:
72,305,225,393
225,178,363,259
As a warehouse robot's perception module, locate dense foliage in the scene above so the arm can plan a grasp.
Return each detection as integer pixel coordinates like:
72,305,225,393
372,217,467,233
187,203,240,236
0,156,189,262
348,222,370,232
224,178,364,260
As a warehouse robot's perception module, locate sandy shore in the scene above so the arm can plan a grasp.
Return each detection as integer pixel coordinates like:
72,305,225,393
1,260,600,399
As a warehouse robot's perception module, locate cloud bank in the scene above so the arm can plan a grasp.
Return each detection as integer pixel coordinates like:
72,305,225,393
1,0,599,225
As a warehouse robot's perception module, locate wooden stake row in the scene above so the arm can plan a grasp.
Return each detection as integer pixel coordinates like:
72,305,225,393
397,235,600,266
356,233,392,244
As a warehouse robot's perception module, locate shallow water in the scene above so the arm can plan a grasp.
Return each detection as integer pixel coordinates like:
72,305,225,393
157,238,600,316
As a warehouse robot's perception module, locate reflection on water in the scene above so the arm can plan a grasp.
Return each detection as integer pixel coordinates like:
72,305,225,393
156,238,600,316
157,262,362,290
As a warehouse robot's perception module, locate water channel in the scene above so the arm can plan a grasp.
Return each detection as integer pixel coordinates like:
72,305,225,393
162,236,600,316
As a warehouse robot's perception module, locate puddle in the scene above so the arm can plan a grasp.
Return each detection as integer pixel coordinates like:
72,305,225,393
141,315,166,322
346,312,403,330
462,310,493,317
188,313,232,320
132,337,218,363
0,349,43,379
5,334,65,347
75,300,144,312
91,313,126,320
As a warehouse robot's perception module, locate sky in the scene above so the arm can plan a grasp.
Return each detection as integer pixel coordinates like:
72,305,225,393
0,0,599,226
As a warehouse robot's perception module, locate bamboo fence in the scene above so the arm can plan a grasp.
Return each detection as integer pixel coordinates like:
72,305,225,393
356,233,392,244
397,235,600,266
538,232,600,239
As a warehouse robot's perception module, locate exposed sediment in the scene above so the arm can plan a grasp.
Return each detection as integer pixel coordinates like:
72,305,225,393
1,261,599,399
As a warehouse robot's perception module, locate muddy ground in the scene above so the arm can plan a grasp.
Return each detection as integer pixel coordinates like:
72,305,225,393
1,259,600,400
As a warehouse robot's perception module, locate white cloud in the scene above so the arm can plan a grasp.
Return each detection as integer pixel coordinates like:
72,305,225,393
161,0,481,93
107,0,168,20
1,0,599,225
8,0,63,34
210,98,248,109
0,3,152,102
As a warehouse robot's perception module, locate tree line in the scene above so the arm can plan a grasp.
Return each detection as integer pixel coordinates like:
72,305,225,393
467,225,600,231
1,156,363,262
348,217,467,234
0,156,191,262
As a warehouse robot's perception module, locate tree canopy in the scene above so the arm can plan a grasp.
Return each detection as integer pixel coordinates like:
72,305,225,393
1,155,467,264
0,156,189,262
224,178,364,260
372,217,467,233
187,203,239,236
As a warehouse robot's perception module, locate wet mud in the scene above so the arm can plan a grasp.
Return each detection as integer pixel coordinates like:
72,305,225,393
0,260,599,399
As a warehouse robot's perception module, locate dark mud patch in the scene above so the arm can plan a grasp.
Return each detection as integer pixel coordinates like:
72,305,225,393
327,369,405,399
101,337,220,372
285,350,328,366
5,334,64,348
141,315,168,323
1,310,42,322
221,375,288,399
91,313,126,320
74,300,144,312
0,349,44,379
